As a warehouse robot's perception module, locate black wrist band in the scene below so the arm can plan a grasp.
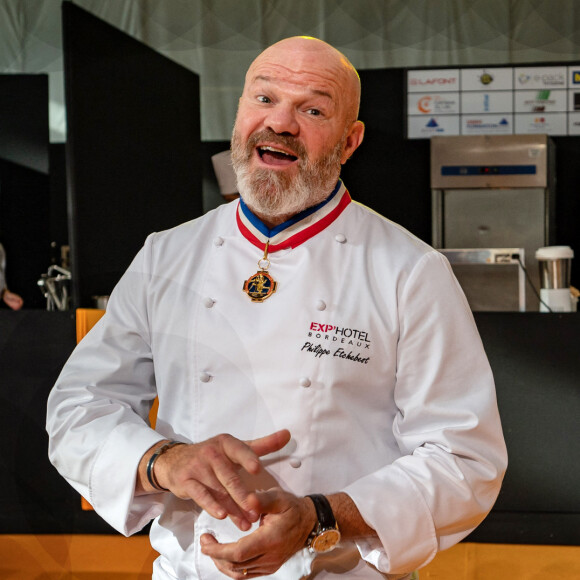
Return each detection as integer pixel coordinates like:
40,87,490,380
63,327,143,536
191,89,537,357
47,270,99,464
146,440,184,491
306,494,337,529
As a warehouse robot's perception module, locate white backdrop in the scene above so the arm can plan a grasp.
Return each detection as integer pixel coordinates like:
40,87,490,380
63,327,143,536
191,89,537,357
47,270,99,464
1,0,580,142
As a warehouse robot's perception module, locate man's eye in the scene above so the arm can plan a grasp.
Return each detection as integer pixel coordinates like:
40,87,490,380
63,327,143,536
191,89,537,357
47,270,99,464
307,109,321,116
257,96,271,103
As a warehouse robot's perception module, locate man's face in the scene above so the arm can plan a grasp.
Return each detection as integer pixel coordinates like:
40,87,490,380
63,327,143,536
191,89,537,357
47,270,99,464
231,41,362,224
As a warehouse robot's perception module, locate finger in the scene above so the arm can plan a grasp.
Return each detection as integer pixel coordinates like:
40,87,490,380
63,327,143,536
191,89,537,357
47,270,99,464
200,530,262,561
200,531,284,578
182,478,254,530
207,454,261,520
246,429,291,460
213,430,291,479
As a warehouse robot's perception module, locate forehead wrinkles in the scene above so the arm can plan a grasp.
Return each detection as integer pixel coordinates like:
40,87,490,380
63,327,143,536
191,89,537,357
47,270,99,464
246,60,346,101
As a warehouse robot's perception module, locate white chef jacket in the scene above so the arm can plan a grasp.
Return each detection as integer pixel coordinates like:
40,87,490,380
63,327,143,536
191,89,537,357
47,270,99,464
47,181,507,580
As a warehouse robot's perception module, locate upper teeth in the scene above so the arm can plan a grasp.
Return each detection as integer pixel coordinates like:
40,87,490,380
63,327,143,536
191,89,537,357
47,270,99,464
261,146,290,155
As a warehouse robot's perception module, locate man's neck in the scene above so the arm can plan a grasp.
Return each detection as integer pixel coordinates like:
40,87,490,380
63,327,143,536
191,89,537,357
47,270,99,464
248,209,295,230
240,181,342,232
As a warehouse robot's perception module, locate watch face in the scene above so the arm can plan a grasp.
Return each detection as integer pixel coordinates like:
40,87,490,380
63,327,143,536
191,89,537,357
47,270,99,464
311,528,341,553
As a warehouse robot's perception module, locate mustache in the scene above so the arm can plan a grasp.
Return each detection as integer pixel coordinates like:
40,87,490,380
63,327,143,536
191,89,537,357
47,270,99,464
245,129,308,161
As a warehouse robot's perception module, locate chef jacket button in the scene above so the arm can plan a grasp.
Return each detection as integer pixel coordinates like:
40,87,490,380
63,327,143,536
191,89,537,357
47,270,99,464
316,300,326,311
335,233,347,244
214,237,224,246
199,371,211,383
289,458,302,468
299,377,311,388
203,297,215,308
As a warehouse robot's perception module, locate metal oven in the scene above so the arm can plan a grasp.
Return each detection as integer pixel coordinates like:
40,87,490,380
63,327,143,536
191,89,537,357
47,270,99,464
431,134,555,311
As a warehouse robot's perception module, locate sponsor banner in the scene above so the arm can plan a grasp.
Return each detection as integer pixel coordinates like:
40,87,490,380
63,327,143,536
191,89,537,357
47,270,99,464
407,69,459,93
461,91,513,114
568,90,580,111
515,66,567,90
514,113,567,135
461,115,513,135
461,67,513,91
568,112,580,135
568,66,580,87
407,115,460,139
514,89,567,113
407,92,460,115
406,64,580,138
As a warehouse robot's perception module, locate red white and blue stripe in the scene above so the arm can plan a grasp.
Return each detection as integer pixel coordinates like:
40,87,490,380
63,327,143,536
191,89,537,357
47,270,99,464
236,180,351,252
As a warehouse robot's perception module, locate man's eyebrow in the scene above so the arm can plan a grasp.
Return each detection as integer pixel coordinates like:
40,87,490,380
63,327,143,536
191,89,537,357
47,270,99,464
252,74,333,100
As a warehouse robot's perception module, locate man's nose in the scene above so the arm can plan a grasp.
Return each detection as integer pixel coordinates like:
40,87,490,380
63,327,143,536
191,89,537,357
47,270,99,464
264,105,299,135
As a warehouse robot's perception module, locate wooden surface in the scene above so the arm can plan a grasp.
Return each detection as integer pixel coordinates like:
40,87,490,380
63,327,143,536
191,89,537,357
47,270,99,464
0,537,578,579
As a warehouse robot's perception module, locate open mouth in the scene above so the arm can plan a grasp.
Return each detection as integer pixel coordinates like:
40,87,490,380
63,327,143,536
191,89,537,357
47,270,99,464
257,145,298,166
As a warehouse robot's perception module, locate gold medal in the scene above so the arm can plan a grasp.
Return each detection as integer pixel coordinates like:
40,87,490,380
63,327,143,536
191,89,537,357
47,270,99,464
243,241,277,302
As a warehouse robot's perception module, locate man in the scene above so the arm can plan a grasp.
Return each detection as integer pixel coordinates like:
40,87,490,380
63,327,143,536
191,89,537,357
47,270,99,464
47,37,507,580
0,242,24,310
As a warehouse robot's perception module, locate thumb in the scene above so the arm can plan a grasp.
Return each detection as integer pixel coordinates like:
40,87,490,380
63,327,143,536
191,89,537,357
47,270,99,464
200,533,219,549
251,487,287,515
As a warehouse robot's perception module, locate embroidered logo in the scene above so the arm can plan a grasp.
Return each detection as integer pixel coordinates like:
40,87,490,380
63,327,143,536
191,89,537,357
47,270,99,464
301,322,372,364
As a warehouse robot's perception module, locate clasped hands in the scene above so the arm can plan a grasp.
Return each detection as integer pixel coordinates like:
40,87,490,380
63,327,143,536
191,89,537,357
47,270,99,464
150,429,317,578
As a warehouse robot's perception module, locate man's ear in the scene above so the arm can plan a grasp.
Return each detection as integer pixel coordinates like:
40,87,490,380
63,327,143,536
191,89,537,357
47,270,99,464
340,121,365,164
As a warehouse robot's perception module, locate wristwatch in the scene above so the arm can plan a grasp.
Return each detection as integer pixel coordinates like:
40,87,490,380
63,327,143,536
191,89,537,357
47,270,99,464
306,494,341,553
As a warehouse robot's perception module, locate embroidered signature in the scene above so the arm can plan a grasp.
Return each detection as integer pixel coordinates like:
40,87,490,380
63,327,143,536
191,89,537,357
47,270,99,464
301,342,370,364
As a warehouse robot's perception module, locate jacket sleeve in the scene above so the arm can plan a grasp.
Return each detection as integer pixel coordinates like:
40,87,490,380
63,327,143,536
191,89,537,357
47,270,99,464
343,250,508,574
46,233,167,536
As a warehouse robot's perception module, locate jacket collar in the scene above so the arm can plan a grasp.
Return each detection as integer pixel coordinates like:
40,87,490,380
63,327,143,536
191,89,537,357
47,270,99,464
236,180,351,252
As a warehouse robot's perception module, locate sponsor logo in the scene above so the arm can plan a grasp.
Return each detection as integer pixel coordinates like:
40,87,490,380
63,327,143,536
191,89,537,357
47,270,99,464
532,117,547,128
409,76,458,88
523,90,555,112
480,71,494,85
416,95,456,114
483,94,490,112
303,322,372,364
417,95,432,113
574,71,580,84
308,322,371,346
465,118,510,130
517,72,565,87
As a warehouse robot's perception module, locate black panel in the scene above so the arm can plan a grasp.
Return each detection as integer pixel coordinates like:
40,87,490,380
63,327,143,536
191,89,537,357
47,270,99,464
468,312,580,545
341,69,432,243
49,143,69,254
0,311,125,534
0,160,50,308
63,2,202,307
552,137,580,289
0,75,49,174
1,311,578,540
0,74,50,308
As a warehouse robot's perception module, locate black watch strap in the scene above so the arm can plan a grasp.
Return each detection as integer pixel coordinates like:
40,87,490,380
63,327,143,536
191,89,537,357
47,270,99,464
306,494,336,529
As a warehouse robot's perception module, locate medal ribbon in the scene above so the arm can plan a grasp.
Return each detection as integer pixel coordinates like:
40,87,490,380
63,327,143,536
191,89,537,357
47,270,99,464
236,181,351,253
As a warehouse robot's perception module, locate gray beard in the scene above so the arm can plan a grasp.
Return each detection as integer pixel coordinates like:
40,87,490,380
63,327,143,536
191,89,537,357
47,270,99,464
231,127,344,224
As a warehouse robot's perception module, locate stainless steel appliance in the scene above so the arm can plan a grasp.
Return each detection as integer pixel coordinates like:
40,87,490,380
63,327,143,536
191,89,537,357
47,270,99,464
431,134,555,311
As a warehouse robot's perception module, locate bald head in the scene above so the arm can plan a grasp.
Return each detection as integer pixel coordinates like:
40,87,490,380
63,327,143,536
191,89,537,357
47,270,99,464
245,36,361,124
